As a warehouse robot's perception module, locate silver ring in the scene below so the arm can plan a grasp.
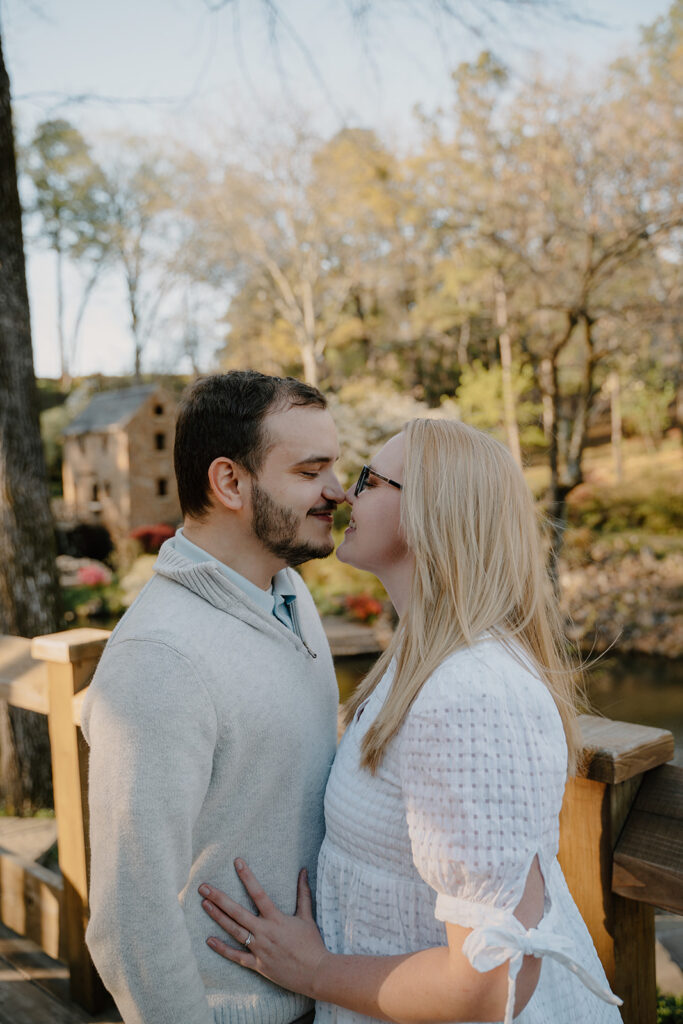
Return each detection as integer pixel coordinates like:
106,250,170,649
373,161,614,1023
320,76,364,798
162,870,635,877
244,931,253,948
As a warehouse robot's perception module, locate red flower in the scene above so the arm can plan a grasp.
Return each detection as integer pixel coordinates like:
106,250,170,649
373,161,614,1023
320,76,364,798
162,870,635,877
343,594,383,623
130,524,175,554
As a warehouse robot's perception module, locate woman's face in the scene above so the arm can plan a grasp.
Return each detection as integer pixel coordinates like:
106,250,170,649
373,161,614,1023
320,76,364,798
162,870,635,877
336,432,411,579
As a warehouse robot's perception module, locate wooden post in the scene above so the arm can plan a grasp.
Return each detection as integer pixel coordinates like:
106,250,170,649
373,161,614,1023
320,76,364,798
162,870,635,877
559,715,675,1024
31,628,110,1013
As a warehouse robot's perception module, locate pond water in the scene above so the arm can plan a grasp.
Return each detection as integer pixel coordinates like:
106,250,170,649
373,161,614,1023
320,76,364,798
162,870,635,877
335,652,683,766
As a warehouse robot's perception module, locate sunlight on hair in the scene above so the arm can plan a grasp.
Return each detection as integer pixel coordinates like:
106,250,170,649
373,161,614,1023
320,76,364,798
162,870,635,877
344,418,582,774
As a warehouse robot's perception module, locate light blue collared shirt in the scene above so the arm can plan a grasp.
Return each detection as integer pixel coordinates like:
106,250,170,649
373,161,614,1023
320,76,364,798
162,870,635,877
174,528,297,632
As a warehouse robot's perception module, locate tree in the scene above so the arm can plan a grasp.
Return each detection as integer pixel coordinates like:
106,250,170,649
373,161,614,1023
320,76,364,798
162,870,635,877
184,126,404,387
0,31,61,812
23,118,111,387
415,42,683,575
99,141,179,379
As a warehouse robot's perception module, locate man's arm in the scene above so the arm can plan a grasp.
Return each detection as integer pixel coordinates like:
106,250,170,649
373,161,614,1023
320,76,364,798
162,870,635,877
83,638,218,1024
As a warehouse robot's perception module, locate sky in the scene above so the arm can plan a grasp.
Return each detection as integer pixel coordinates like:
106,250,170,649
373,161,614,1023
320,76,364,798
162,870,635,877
1,0,673,380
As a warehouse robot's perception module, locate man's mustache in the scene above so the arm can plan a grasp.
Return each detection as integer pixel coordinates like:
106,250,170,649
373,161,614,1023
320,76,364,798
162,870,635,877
307,502,338,515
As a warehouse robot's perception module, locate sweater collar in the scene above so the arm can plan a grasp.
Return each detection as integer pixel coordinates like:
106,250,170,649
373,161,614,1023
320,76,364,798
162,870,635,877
153,538,315,656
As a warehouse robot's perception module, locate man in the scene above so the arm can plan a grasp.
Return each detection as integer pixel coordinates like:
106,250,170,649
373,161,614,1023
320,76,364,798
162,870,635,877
82,371,345,1024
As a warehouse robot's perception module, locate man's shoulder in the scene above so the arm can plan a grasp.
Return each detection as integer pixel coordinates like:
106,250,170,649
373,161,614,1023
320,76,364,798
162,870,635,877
110,568,230,644
89,574,214,685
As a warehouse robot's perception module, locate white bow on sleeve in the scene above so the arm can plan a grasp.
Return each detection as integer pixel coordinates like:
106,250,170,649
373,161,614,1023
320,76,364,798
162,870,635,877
463,920,623,1024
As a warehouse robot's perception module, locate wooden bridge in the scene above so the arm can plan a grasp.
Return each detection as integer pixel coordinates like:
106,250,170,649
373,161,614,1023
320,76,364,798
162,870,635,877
0,626,681,1024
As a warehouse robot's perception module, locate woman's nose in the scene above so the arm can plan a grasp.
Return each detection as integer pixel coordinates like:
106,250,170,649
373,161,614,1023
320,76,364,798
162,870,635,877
344,485,355,505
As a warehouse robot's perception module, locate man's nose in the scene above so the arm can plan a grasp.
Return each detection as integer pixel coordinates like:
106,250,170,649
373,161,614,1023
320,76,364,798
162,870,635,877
322,474,346,503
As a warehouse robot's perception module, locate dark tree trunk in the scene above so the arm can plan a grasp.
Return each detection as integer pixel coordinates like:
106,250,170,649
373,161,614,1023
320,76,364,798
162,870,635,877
544,313,599,595
0,32,60,812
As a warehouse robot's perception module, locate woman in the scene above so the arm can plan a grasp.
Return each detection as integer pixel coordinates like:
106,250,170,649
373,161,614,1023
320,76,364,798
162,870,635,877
198,419,622,1023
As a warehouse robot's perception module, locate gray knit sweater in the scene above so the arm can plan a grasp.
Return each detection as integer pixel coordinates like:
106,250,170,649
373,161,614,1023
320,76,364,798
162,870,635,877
82,539,338,1024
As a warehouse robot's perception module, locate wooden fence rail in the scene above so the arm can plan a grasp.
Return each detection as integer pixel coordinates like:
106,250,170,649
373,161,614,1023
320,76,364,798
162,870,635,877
0,628,110,1013
0,628,681,1023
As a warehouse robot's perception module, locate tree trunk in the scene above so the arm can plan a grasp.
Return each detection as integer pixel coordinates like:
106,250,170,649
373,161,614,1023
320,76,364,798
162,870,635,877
300,278,319,387
545,314,599,595
539,357,554,441
544,354,567,596
0,32,60,812
493,274,522,467
608,370,623,483
457,319,470,368
55,242,71,390
299,333,319,388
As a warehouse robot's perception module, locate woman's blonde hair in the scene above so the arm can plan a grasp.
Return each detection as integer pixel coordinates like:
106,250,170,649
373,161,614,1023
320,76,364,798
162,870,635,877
344,418,581,774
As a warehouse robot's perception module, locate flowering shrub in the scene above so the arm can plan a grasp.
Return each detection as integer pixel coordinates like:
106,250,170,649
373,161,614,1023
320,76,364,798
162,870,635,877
130,523,175,554
343,593,384,624
76,564,111,587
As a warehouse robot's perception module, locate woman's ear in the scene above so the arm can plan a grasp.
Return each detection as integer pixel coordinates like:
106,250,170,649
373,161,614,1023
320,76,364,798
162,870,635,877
207,457,247,512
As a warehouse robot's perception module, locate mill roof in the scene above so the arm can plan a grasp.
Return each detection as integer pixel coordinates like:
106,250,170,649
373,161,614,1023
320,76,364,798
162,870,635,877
63,385,161,436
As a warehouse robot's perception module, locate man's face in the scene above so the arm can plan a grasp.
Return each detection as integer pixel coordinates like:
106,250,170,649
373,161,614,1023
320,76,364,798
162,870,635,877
248,404,344,566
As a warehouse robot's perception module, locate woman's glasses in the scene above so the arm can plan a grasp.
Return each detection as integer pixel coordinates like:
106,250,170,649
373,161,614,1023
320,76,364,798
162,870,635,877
354,465,403,496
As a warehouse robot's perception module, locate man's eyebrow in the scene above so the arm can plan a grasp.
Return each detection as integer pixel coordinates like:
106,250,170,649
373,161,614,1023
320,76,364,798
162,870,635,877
290,454,336,466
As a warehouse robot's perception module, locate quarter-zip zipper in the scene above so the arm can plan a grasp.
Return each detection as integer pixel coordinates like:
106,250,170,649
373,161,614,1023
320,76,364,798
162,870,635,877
289,599,317,658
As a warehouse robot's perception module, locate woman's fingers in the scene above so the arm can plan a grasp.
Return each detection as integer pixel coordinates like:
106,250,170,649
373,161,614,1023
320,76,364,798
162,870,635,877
202,897,252,945
234,859,278,916
198,883,258,930
206,934,257,969
295,868,314,920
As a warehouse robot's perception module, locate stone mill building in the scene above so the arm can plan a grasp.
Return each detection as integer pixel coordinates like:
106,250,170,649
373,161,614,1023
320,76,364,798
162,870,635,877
61,384,181,538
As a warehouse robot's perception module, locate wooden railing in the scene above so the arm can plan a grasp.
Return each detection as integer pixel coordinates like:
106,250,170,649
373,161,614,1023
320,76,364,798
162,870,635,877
0,628,110,1013
0,628,681,1021
558,715,681,1024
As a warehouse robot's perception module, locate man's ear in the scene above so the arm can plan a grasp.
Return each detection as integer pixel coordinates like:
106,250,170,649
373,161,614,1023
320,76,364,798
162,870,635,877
207,457,248,511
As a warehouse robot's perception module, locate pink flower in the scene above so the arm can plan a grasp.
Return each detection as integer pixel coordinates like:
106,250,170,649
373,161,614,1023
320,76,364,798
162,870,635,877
77,565,110,587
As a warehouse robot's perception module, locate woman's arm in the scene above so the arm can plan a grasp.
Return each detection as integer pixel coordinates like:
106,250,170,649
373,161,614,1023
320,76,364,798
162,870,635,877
199,858,543,1024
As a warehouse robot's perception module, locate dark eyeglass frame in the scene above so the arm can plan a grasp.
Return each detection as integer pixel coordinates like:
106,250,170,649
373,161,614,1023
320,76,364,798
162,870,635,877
354,464,403,497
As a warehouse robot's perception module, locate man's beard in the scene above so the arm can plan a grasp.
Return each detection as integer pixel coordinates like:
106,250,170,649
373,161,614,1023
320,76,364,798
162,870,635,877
251,480,335,566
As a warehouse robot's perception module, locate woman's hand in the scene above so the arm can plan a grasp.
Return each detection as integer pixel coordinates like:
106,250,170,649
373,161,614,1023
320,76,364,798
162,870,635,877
199,860,329,998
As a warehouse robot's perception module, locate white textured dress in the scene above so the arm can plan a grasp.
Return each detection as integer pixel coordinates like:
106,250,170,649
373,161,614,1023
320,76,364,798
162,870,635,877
315,638,623,1024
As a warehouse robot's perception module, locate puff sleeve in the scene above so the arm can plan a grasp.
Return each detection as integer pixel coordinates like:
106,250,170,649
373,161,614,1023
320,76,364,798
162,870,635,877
397,651,621,1023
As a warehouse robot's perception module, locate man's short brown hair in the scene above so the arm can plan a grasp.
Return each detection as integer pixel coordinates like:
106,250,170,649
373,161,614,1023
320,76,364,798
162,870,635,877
174,370,327,519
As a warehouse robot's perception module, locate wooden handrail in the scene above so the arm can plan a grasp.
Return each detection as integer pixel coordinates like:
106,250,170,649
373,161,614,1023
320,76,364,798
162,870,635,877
612,763,683,915
29,629,110,1013
0,629,111,724
0,634,50,714
559,716,678,1024
575,714,675,784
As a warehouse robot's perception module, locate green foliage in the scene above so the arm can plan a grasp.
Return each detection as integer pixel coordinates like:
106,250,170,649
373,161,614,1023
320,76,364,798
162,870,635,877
40,404,71,486
61,579,125,627
622,369,675,444
567,441,683,536
300,529,388,616
23,119,109,257
455,361,545,449
657,990,683,1024
36,378,68,413
568,489,683,535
